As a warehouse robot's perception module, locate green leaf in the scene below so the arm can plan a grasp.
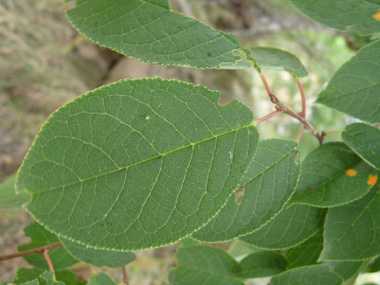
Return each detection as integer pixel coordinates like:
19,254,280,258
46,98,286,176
4,267,46,285
88,273,116,285
317,40,380,123
60,237,135,268
288,0,380,35
65,0,259,70
18,223,78,271
283,231,323,269
320,185,380,261
0,173,30,210
39,273,64,285
54,271,87,285
168,245,244,285
291,142,378,207
250,47,308,77
16,78,258,251
342,123,380,170
240,204,324,250
192,139,300,242
271,261,363,285
368,255,380,272
233,251,287,279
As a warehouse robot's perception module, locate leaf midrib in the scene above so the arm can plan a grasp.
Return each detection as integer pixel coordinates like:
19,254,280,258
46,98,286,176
29,123,253,195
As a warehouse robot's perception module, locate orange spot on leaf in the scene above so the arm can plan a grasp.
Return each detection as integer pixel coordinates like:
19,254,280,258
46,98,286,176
373,11,380,21
367,175,378,186
346,169,357,177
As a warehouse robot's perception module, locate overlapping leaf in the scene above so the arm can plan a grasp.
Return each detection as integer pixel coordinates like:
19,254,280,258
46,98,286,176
343,123,380,170
368,255,380,272
233,251,287,279
66,0,258,70
16,78,258,251
283,231,323,269
317,40,380,123
291,142,378,207
288,0,380,35
250,47,308,77
18,223,78,271
192,139,300,242
88,273,116,285
168,245,244,285
240,204,324,250
60,237,136,268
0,173,30,210
321,185,380,261
271,261,363,285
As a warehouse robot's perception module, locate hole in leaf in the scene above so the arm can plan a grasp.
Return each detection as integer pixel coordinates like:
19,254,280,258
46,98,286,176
235,188,245,205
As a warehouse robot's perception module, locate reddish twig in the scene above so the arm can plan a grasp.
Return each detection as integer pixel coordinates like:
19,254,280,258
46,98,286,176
0,242,62,262
43,250,55,272
297,127,305,143
296,78,306,118
259,74,324,145
254,109,283,125
122,266,129,285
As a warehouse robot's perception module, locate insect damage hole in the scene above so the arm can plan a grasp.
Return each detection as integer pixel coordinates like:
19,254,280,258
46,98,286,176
235,188,245,205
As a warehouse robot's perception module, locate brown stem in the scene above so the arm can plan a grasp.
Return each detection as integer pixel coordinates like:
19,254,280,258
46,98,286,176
296,78,306,118
0,242,62,262
43,250,55,272
122,266,129,285
260,74,324,145
254,110,283,125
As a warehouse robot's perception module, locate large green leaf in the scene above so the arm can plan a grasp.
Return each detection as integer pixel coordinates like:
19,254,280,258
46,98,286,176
250,47,308,77
271,261,363,285
317,40,380,123
0,173,30,210
66,0,258,70
283,231,323,269
321,185,380,261
192,139,300,242
16,78,258,251
88,273,116,285
342,123,380,170
168,245,244,285
60,237,135,268
240,204,324,250
291,142,378,207
18,223,78,271
288,0,380,35
233,251,287,279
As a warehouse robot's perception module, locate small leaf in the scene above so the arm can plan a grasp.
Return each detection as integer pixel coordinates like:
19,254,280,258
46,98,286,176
66,0,258,70
0,173,30,210
18,223,78,271
60,237,135,268
168,245,244,285
192,139,300,242
250,47,308,77
317,40,380,123
283,231,323,269
271,261,363,285
291,142,378,207
16,78,258,251
342,123,380,170
288,0,380,35
240,204,324,250
54,270,87,285
321,185,380,261
88,273,116,285
4,267,45,285
233,251,287,279
40,272,64,285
